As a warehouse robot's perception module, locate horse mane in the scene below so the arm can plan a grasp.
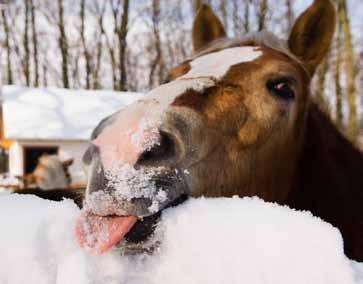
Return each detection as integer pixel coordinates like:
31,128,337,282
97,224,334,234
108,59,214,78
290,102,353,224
289,102,363,260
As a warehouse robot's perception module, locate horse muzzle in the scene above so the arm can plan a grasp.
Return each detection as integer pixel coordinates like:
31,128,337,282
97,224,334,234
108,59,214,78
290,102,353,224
77,100,209,253
84,155,188,218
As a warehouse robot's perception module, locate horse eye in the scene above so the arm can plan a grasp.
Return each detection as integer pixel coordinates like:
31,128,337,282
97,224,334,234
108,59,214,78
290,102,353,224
267,78,295,101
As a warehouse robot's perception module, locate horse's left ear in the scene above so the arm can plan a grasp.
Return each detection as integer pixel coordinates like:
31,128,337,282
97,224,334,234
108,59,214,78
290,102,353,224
288,0,336,75
62,158,74,168
192,4,226,52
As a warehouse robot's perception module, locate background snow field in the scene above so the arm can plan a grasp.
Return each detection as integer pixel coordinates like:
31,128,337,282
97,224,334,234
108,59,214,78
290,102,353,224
0,194,362,284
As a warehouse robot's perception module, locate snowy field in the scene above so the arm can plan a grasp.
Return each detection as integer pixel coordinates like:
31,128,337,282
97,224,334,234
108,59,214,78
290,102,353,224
0,194,362,284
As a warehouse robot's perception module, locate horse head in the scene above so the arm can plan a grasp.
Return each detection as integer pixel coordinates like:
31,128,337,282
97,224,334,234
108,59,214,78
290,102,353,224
77,0,336,254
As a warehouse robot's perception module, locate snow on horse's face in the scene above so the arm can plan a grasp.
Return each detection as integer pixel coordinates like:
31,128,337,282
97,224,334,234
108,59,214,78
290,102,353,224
79,0,335,253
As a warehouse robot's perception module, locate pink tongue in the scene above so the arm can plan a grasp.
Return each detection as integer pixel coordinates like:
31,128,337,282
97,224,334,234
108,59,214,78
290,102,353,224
75,212,138,254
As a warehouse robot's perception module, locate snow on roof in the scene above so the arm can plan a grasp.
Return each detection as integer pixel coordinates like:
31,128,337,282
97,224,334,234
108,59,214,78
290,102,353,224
1,85,143,141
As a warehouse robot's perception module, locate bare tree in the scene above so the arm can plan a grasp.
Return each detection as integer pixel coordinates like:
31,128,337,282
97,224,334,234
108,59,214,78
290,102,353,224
149,0,164,88
334,22,343,130
79,0,92,89
219,0,228,31
315,53,330,113
285,0,294,32
117,0,129,91
257,0,268,31
89,1,106,89
23,0,30,86
338,0,357,141
102,0,118,90
42,64,48,87
57,0,70,88
30,0,39,86
108,0,130,91
192,0,202,15
1,8,13,84
243,0,251,33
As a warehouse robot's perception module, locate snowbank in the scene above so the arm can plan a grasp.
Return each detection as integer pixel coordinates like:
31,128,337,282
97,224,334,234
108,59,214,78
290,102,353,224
0,194,362,284
0,174,18,194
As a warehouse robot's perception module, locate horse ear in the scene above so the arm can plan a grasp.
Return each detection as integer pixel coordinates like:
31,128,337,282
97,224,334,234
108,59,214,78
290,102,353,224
62,158,74,168
192,4,226,52
288,0,336,75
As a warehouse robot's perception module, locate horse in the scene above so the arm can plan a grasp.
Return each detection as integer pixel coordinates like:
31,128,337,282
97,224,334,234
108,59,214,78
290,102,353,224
75,0,363,261
15,154,84,208
23,154,73,190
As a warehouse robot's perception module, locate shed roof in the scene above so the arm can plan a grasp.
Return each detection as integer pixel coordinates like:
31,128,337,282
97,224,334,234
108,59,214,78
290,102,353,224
2,85,142,141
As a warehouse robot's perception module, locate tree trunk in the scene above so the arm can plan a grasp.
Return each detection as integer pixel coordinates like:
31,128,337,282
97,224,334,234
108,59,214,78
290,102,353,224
42,64,48,87
91,2,106,89
219,0,228,31
285,0,294,32
149,0,164,88
243,0,250,33
232,0,240,36
338,0,357,141
334,18,343,130
92,40,102,89
192,0,202,15
315,53,330,113
24,0,30,86
80,0,91,89
1,9,12,84
99,1,117,90
30,0,39,86
117,0,129,91
257,0,268,31
57,0,69,88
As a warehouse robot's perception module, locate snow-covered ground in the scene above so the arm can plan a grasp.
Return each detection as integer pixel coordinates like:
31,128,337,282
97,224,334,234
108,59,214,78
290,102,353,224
0,194,362,284
0,173,19,192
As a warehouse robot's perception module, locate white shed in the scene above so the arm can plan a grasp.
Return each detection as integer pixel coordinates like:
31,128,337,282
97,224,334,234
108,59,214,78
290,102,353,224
1,85,142,187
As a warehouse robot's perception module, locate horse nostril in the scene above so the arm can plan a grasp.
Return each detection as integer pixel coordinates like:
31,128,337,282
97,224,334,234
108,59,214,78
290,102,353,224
136,130,177,167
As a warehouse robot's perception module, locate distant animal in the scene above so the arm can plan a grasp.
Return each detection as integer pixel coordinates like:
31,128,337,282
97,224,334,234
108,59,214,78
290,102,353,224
15,154,84,208
77,0,363,260
24,154,73,190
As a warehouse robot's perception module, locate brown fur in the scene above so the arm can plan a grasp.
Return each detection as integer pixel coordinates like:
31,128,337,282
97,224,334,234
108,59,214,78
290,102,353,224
165,0,363,261
192,4,226,52
290,103,363,261
288,0,336,75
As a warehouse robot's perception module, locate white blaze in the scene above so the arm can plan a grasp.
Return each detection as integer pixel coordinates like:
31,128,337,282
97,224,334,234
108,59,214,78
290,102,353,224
186,46,263,79
146,46,264,107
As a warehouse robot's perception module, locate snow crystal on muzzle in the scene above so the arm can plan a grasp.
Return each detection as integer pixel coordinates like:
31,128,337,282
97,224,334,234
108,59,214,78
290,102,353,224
85,163,168,216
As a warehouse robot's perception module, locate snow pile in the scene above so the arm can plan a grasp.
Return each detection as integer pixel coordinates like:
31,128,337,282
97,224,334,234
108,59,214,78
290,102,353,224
0,173,20,192
1,85,143,140
0,194,362,284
